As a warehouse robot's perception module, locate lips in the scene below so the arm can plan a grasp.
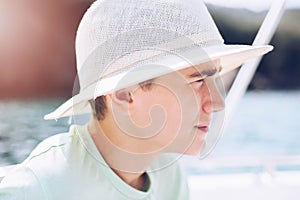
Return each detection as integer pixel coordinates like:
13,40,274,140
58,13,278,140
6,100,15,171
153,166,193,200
195,125,209,133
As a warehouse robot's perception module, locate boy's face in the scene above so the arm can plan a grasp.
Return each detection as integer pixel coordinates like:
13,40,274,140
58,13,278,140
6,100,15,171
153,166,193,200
110,60,225,155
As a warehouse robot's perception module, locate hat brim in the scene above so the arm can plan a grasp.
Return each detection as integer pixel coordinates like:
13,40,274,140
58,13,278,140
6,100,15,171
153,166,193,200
44,44,273,120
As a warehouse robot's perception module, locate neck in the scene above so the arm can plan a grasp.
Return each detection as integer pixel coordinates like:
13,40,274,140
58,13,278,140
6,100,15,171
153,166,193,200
88,119,157,190
113,170,148,191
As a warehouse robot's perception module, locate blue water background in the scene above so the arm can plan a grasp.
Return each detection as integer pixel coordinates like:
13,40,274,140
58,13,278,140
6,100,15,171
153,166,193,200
214,91,300,156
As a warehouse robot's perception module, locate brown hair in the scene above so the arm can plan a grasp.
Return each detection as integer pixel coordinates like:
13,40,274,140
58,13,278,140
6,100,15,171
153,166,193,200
89,79,153,120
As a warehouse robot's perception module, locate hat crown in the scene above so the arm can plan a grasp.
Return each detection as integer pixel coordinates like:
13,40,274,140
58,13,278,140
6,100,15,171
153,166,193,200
76,0,224,90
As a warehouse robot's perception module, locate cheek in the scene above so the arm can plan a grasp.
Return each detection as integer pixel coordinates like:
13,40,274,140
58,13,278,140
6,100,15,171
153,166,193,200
179,86,202,121
159,84,201,134
132,86,180,120
152,86,199,146
131,87,182,143
155,92,183,147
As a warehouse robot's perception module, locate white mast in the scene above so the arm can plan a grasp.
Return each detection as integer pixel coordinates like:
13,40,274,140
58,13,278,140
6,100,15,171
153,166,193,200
224,0,286,128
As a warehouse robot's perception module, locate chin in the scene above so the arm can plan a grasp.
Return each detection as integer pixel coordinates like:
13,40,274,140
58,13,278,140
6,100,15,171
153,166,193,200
183,143,205,156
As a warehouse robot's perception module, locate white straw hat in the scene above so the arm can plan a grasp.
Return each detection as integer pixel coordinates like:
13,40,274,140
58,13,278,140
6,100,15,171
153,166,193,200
44,0,273,120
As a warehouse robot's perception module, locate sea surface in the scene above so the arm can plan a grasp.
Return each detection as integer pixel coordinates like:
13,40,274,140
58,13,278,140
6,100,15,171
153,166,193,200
1,91,300,170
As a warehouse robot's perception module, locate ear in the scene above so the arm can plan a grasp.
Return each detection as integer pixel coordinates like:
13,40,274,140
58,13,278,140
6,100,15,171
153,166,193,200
110,89,134,112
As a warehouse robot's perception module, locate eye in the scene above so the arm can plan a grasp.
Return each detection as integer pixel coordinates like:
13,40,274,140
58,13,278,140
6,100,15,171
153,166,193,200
191,79,204,89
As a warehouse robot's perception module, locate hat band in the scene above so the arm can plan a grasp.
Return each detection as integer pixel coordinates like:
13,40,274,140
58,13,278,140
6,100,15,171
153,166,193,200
79,37,223,92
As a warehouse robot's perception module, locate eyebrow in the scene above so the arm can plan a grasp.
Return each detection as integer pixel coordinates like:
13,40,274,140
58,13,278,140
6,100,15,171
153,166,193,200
188,67,221,78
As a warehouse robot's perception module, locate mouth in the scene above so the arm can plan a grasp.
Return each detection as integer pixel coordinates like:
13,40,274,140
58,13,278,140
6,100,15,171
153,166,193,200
194,125,209,133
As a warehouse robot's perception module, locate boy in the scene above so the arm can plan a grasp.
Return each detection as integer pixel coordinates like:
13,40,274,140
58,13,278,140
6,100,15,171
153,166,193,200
0,0,272,199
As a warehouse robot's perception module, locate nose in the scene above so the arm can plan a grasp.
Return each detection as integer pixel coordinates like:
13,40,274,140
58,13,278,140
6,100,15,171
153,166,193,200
201,80,225,113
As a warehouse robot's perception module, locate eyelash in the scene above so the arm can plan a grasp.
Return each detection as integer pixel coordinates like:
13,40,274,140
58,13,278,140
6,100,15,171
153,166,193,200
192,79,204,89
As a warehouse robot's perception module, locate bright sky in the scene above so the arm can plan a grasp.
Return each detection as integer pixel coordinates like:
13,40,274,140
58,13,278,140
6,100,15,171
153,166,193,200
204,0,300,11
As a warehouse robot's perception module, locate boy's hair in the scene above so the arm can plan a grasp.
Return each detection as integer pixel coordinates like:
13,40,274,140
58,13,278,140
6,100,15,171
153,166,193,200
89,79,153,120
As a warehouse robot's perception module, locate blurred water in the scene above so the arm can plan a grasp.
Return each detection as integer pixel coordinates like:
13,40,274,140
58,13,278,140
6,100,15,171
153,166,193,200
0,99,69,165
0,91,300,167
214,91,300,156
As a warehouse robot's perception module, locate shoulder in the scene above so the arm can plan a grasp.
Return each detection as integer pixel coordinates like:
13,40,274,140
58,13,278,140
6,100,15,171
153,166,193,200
22,131,70,170
0,126,82,199
0,165,47,199
26,130,71,160
21,125,88,181
24,124,85,167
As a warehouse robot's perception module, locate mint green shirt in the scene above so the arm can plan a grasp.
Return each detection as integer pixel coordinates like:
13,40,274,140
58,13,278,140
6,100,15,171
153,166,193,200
0,125,189,199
